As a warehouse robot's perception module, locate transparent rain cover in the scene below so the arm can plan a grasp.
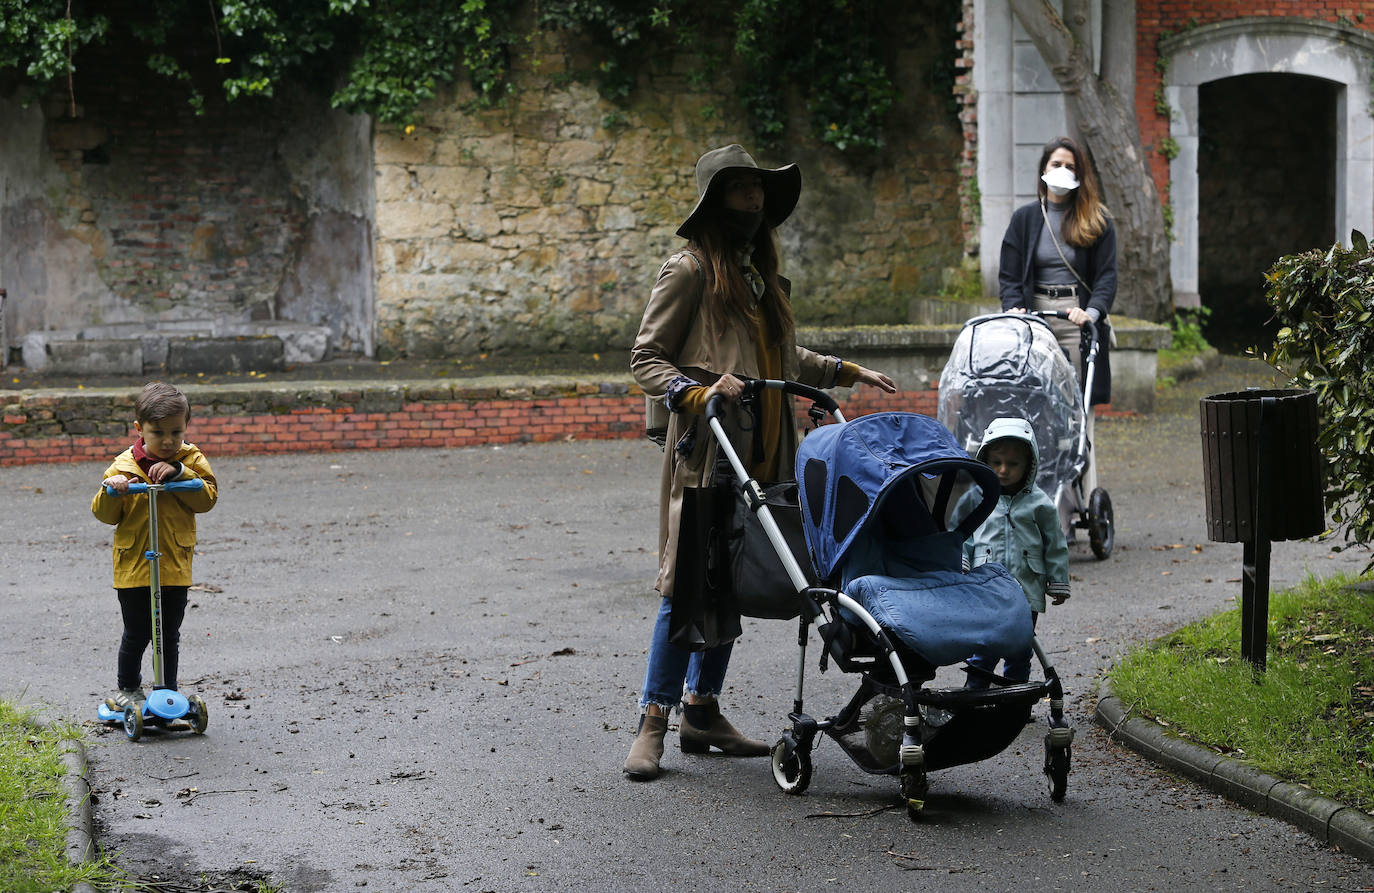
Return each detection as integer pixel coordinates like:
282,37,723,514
937,314,1086,506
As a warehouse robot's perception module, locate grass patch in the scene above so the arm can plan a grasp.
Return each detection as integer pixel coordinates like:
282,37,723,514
1108,573,1374,812
0,700,125,892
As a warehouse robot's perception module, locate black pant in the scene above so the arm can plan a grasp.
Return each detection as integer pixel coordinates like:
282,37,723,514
116,586,189,692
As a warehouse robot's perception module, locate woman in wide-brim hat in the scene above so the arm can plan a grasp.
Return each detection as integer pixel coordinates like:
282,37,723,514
625,144,896,781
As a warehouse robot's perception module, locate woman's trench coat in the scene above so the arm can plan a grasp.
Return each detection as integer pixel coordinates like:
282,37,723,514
630,249,840,609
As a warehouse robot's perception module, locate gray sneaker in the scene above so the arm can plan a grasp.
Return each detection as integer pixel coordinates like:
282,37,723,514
105,687,145,710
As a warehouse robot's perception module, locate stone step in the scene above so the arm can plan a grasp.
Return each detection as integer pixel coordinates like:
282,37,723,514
19,321,330,375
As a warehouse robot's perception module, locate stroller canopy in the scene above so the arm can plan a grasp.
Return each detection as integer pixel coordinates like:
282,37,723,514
937,313,1085,505
795,412,1001,582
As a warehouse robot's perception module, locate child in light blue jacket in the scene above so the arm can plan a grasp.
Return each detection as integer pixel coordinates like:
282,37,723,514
962,417,1070,684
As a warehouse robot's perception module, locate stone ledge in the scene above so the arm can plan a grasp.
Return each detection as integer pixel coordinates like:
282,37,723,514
799,316,1170,414
19,320,331,374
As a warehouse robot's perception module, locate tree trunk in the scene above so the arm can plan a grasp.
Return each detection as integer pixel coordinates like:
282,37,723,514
1010,0,1173,322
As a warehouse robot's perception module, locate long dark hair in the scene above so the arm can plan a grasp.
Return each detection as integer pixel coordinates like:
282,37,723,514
1037,136,1108,247
688,215,794,348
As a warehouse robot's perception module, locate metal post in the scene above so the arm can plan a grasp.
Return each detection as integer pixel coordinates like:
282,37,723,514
1240,537,1271,673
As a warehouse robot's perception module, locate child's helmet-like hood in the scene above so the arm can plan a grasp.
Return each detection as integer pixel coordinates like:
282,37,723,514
976,417,1039,492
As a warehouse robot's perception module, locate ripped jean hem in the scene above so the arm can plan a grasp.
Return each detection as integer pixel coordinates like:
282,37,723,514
637,687,723,712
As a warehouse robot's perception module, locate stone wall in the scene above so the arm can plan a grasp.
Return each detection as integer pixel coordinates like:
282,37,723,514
3,4,964,367
372,4,966,359
0,11,374,362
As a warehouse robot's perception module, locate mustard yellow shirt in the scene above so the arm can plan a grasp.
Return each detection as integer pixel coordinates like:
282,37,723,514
678,312,859,480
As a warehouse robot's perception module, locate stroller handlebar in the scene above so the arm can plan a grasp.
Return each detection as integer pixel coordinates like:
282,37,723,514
1031,310,1099,354
106,478,206,496
704,378,841,422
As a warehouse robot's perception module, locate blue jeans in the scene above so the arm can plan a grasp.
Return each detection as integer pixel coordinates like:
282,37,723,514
639,597,733,710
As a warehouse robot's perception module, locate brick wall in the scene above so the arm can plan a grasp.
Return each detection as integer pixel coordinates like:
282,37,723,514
1,382,939,467
1135,2,1374,199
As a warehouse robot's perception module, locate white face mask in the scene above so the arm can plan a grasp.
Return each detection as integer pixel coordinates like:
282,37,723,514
1041,166,1079,196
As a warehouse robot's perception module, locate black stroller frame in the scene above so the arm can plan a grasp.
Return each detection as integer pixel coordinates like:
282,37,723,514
1047,309,1114,558
704,381,1074,821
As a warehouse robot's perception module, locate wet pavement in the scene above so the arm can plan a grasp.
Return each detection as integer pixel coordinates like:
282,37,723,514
3,355,1372,892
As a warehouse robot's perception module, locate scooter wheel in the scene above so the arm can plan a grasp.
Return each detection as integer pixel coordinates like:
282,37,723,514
188,695,209,734
123,706,144,742
1088,488,1114,560
770,737,812,795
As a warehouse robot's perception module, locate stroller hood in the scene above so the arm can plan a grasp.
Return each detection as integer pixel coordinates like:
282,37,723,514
937,313,1085,504
795,412,1001,582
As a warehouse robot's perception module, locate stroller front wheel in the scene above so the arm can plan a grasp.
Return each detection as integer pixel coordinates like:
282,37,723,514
1045,743,1071,802
1087,488,1114,560
770,736,812,795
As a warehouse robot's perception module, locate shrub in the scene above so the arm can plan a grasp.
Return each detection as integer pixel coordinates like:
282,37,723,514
1264,232,1374,565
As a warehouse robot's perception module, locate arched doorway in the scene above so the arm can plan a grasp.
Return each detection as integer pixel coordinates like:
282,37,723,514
1197,73,1337,351
1162,18,1374,347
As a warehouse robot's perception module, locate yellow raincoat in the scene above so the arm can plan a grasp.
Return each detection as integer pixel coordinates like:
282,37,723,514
90,443,218,588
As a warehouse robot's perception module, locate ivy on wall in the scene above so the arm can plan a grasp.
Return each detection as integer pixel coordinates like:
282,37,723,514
0,0,905,152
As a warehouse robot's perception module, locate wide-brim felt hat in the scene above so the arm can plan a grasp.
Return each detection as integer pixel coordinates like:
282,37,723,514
676,144,802,239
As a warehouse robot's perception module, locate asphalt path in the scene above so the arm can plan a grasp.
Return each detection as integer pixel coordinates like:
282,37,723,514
3,356,1373,892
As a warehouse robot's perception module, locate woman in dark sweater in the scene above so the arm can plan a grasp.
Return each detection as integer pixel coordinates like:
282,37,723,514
997,135,1117,526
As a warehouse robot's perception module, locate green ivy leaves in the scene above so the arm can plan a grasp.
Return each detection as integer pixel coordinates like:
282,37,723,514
1265,232,1374,566
0,0,897,146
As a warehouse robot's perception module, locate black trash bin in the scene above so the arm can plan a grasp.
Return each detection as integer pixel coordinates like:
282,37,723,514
1199,388,1325,670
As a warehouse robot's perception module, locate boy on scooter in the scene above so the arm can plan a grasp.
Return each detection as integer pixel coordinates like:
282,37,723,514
92,382,218,710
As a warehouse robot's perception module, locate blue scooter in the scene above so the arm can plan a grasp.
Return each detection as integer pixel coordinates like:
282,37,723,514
96,478,209,741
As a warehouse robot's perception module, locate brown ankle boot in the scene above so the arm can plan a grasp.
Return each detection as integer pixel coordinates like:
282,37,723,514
623,713,668,780
680,701,769,756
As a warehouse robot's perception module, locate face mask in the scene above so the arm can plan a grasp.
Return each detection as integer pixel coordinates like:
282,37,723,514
1041,166,1079,197
720,208,765,243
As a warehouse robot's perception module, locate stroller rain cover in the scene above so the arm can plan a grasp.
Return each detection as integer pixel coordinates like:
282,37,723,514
937,313,1085,510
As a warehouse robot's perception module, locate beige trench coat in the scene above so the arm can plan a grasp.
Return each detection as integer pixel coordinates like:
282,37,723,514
630,249,840,601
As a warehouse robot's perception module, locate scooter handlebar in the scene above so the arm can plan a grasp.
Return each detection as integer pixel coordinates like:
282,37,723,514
106,478,206,495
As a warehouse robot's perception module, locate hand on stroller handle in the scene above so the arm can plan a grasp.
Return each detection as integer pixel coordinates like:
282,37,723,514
105,478,206,496
704,377,841,422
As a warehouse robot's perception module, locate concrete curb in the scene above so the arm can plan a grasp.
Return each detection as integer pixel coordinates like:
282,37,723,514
61,736,100,893
1095,681,1374,863
28,713,100,893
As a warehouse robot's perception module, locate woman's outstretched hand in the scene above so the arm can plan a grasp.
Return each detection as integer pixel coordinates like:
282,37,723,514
853,366,897,393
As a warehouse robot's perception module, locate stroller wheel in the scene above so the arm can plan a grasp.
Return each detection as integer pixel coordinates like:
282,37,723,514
1045,743,1071,803
901,768,928,821
1087,488,1114,560
770,737,812,795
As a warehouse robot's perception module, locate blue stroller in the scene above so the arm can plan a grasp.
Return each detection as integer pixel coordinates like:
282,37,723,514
703,382,1073,820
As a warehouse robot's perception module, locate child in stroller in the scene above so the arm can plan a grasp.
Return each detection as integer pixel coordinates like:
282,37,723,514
700,381,1074,819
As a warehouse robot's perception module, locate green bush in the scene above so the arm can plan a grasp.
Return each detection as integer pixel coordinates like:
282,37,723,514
1264,232,1374,565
